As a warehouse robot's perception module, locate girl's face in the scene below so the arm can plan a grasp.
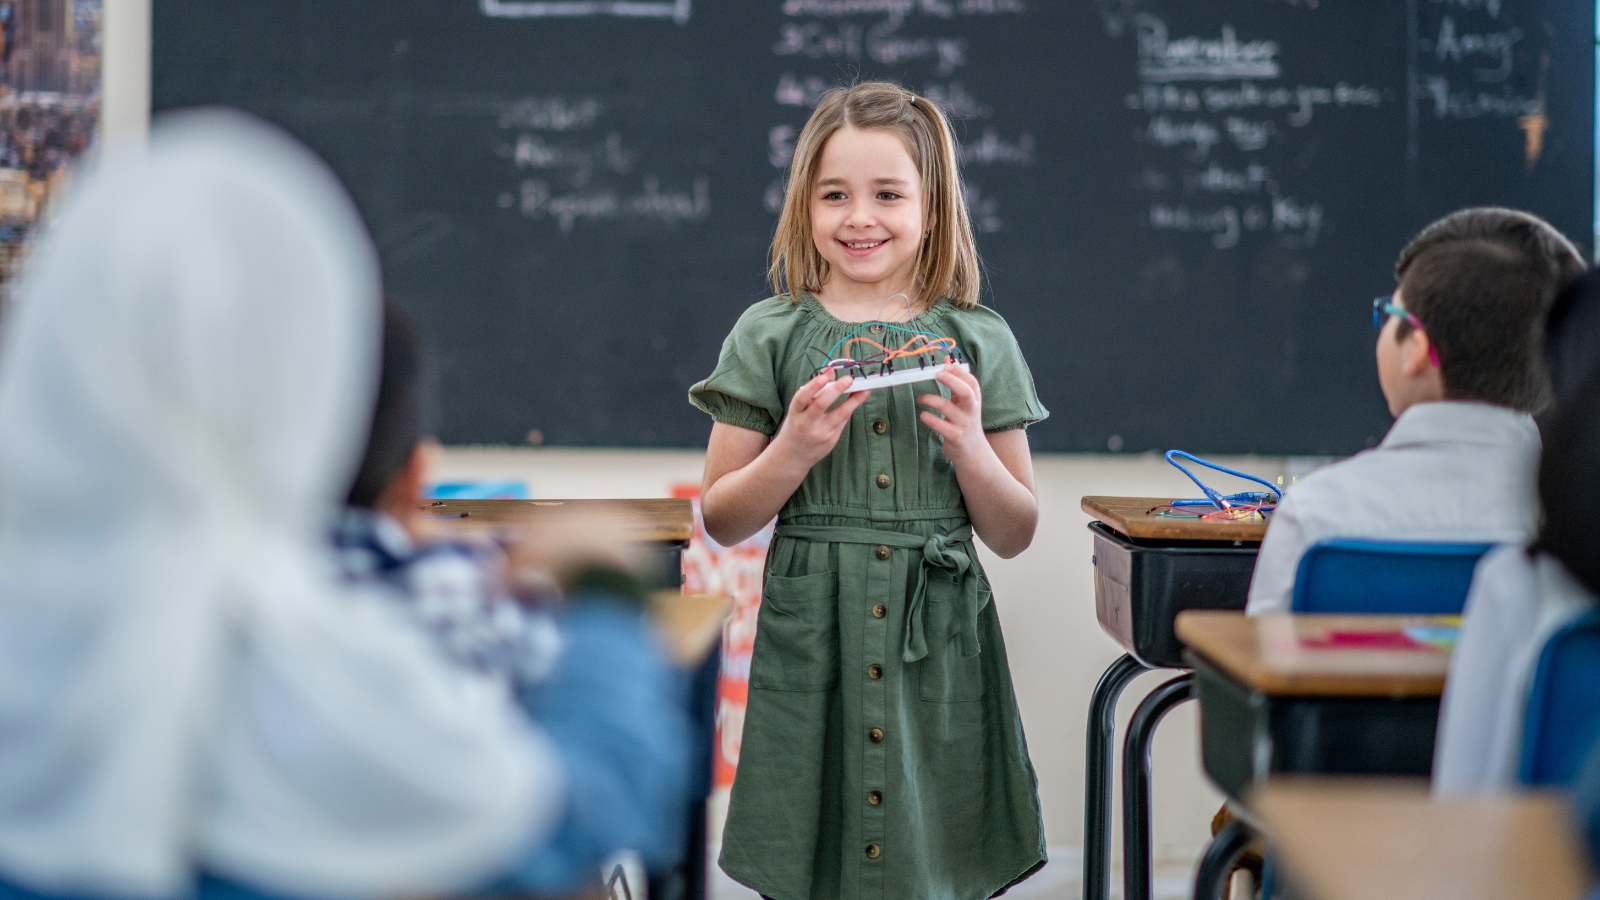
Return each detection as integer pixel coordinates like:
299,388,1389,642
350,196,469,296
810,126,928,299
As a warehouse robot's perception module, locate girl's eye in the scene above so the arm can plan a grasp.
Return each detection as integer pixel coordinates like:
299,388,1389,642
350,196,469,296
822,191,846,201
877,191,901,201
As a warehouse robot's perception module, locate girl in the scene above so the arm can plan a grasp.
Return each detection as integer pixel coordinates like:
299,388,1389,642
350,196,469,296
690,83,1047,900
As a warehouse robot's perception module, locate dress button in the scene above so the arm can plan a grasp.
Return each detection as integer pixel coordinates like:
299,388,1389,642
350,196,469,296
875,545,891,561
875,473,891,489
866,843,881,859
869,324,885,335
872,418,888,435
868,664,883,680
868,727,885,743
872,604,887,618
868,790,883,806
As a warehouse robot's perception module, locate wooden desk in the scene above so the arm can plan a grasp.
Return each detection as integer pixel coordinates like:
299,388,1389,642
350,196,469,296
424,498,693,544
1080,497,1267,900
1178,612,1455,798
426,498,692,591
1254,779,1592,900
1082,495,1270,543
1177,611,1452,697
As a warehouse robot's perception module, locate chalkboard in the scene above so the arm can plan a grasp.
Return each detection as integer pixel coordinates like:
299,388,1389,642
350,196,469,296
151,0,1594,454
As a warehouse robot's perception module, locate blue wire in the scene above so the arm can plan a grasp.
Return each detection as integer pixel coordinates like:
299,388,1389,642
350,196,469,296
1165,450,1282,509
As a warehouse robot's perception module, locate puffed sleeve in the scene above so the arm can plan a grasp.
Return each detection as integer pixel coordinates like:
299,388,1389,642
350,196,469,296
951,305,1049,433
687,300,790,436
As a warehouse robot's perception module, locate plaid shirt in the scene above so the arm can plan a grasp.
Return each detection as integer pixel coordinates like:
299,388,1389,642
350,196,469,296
333,508,561,686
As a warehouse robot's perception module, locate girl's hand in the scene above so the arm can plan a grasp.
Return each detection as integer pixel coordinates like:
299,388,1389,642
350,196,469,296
771,369,871,469
918,362,988,465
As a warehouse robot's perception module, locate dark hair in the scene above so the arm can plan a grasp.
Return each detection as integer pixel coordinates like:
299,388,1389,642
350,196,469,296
346,302,439,508
1537,362,1600,597
1393,208,1586,412
1543,266,1600,410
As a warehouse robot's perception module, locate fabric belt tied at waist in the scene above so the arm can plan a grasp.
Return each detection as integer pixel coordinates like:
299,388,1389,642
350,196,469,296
774,524,986,664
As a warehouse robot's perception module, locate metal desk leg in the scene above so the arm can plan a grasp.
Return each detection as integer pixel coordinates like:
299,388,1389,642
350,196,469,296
1122,673,1195,900
1192,816,1256,900
1083,653,1150,900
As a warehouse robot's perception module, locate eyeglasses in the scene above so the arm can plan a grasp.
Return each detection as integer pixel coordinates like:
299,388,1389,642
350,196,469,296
1372,296,1440,367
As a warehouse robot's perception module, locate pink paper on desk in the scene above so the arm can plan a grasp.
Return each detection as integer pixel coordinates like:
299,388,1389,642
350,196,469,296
1297,630,1431,651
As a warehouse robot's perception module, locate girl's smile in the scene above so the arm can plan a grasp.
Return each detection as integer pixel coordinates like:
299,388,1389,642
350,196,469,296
840,238,888,255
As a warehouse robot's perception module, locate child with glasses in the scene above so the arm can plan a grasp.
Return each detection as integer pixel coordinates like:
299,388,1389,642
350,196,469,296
1245,207,1585,614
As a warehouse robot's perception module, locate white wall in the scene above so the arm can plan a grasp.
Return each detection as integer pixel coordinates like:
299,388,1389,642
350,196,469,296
100,0,150,149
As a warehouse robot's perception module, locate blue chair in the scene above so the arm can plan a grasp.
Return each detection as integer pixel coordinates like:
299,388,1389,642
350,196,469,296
1291,539,1498,614
1519,611,1600,786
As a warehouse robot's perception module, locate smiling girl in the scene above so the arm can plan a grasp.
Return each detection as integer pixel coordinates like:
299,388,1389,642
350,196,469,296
689,82,1047,900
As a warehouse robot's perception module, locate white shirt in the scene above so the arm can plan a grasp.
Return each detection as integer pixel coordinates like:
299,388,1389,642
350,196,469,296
1245,401,1541,614
1433,548,1594,795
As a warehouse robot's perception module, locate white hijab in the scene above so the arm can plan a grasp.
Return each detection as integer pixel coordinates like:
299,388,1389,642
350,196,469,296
0,110,561,900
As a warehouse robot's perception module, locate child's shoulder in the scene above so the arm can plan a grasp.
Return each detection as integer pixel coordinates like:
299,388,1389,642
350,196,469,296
936,301,1025,355
728,294,809,334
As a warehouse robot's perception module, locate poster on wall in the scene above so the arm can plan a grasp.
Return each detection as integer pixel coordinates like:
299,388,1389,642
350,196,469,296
671,483,772,792
0,0,99,310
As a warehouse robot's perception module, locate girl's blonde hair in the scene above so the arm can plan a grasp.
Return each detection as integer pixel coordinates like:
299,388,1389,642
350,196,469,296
769,82,981,312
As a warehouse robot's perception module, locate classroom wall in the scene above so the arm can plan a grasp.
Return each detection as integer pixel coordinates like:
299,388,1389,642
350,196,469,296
433,447,1299,874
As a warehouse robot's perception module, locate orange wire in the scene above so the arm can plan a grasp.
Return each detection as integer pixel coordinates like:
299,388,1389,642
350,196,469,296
835,334,957,363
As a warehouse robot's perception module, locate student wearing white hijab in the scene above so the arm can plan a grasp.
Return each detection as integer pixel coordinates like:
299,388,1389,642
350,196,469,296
0,110,564,900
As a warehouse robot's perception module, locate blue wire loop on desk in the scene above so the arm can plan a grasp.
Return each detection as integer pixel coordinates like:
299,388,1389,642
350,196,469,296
1165,450,1282,510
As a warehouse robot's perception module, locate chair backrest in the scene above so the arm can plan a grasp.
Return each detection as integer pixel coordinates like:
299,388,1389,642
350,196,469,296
1290,539,1497,614
1520,611,1600,786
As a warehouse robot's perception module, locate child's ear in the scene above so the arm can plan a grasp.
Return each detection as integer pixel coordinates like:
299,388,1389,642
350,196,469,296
1400,328,1435,378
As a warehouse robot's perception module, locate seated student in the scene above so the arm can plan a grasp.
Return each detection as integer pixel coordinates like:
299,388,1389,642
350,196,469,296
0,110,561,900
0,110,677,900
1434,268,1600,794
1246,208,1585,613
334,302,693,893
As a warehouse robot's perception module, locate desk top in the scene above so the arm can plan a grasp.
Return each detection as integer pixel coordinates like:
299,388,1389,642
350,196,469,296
1081,495,1269,543
422,498,694,544
1254,779,1591,900
1177,611,1454,697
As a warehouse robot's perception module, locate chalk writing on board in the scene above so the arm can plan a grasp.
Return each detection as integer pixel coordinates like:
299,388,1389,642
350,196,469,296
1409,0,1541,127
1126,82,1385,126
775,73,990,118
1432,0,1501,19
1421,15,1522,81
1136,15,1281,83
502,176,710,232
961,129,1033,166
779,0,1023,17
480,0,691,24
1150,197,1323,250
505,132,638,185
496,97,603,131
768,2,1023,231
1109,7,1375,252
486,94,710,233
1417,75,1539,118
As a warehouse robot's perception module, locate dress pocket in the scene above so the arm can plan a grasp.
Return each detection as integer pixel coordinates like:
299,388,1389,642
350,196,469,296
749,570,840,692
919,585,988,703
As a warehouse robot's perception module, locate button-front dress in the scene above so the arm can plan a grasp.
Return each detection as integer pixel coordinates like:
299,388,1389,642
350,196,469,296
689,294,1049,900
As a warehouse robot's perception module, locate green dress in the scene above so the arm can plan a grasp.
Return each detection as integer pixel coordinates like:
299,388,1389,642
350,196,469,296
689,294,1049,900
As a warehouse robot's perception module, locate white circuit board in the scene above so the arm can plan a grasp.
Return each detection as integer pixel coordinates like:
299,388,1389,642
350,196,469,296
841,361,969,394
